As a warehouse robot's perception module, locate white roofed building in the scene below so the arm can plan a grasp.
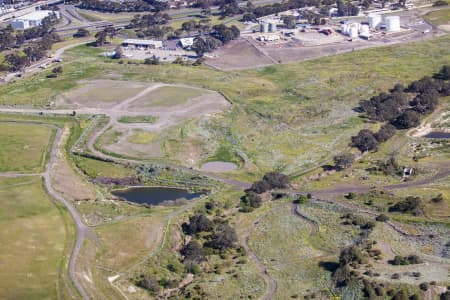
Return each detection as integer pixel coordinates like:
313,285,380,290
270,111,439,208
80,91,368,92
179,37,195,49
9,10,59,30
121,39,163,49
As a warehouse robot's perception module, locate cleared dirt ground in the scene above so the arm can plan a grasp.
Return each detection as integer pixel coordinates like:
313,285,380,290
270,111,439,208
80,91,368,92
205,38,275,70
56,80,149,109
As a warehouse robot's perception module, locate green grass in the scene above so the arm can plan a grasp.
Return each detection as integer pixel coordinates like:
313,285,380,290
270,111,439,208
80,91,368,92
127,131,157,144
1,35,450,178
135,86,203,107
0,122,53,173
117,115,158,124
73,156,136,178
424,7,450,26
0,177,68,299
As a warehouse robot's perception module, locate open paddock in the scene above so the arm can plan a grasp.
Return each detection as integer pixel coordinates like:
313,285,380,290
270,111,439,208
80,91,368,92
0,177,68,300
0,122,53,173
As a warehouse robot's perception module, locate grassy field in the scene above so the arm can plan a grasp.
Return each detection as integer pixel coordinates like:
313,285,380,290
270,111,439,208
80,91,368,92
0,177,69,299
0,122,53,173
424,7,450,26
73,155,136,178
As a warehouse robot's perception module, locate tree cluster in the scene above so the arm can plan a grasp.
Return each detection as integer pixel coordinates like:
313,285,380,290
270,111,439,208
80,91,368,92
0,13,59,53
78,0,168,13
247,172,290,194
352,66,450,153
333,153,355,170
191,24,239,57
389,254,423,265
3,33,60,72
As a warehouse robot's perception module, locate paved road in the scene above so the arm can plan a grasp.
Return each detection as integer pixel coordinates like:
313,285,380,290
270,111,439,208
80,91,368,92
2,40,93,84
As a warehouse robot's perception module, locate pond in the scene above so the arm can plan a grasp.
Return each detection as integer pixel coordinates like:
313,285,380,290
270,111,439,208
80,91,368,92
112,187,204,205
424,132,450,139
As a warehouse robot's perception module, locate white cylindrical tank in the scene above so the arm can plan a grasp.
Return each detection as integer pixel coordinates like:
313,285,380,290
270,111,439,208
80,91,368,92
360,24,370,35
385,15,400,32
340,24,348,34
349,26,358,38
368,14,381,29
268,21,277,32
260,22,269,33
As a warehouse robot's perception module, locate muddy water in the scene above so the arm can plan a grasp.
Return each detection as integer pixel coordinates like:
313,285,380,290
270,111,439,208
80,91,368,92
424,132,450,139
112,187,204,205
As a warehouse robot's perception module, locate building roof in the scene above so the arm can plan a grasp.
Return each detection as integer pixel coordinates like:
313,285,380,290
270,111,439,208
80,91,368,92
16,10,56,21
122,39,162,46
179,37,194,47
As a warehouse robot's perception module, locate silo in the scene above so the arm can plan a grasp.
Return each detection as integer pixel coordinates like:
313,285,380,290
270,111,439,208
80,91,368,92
260,22,269,33
340,23,348,34
385,16,400,32
268,21,277,32
368,14,381,29
349,26,358,38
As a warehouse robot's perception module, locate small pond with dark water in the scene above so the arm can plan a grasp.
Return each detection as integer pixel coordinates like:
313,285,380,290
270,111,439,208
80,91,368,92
424,132,450,139
112,187,205,205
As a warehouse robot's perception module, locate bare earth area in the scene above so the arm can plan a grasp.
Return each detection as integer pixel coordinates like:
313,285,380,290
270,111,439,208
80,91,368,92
201,161,238,172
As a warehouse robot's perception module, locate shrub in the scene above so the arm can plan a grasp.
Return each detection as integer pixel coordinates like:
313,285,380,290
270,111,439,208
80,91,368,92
431,194,444,203
392,110,420,129
180,241,204,263
375,214,389,222
389,196,421,213
333,153,355,170
419,282,429,291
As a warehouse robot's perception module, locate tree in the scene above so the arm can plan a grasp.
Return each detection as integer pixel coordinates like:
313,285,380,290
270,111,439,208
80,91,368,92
180,241,204,262
389,196,421,213
192,37,207,57
182,214,213,235
351,129,378,152
392,110,420,129
205,223,237,251
112,46,123,59
262,172,290,189
94,30,108,46
5,52,29,72
333,153,355,170
375,123,396,142
282,15,296,29
73,28,90,38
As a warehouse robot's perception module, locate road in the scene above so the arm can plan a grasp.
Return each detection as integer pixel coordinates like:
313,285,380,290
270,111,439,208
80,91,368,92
2,39,93,84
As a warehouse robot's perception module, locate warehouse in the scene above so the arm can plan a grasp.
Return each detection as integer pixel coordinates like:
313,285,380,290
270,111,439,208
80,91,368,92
9,10,59,30
121,39,163,49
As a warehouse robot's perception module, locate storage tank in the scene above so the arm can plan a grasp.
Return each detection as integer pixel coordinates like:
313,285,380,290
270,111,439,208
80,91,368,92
349,26,358,38
260,22,269,33
385,16,400,32
268,21,277,32
360,24,370,35
368,14,381,29
340,24,348,34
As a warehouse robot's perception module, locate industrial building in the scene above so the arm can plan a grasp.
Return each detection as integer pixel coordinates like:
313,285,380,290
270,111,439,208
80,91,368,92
121,39,163,49
9,10,59,30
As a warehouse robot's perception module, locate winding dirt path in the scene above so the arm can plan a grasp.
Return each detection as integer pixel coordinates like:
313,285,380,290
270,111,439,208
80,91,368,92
290,203,319,237
240,208,278,300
